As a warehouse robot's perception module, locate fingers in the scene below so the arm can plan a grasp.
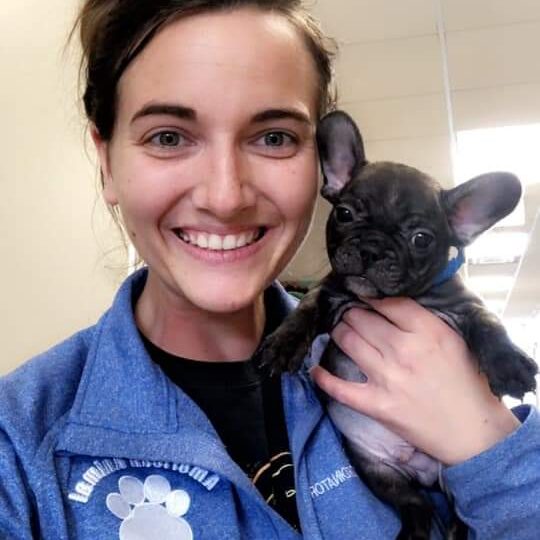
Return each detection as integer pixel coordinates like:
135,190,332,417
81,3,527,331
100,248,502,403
331,320,384,381
310,365,377,415
340,308,396,356
365,297,448,335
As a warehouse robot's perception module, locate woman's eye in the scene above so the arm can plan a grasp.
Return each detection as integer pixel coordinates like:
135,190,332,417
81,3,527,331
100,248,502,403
147,130,186,148
252,131,298,155
264,132,287,146
411,232,434,249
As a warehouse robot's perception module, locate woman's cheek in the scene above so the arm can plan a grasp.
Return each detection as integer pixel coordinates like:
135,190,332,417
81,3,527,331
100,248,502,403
283,157,319,214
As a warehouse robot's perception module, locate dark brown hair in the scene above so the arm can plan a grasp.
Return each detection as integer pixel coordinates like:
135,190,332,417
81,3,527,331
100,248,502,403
74,0,337,140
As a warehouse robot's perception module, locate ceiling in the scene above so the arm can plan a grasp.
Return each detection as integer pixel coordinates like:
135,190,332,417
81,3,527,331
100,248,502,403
286,0,540,321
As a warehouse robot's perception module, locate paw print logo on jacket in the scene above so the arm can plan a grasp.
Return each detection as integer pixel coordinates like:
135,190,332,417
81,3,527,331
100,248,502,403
106,474,193,540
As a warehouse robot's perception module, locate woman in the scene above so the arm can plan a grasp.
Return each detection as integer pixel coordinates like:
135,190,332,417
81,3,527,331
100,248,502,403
0,1,538,538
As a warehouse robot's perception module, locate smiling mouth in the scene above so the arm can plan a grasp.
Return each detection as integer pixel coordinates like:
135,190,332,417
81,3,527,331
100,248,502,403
173,227,267,251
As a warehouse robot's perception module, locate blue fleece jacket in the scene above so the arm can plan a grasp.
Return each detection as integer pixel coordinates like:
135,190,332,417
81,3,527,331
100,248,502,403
0,269,538,539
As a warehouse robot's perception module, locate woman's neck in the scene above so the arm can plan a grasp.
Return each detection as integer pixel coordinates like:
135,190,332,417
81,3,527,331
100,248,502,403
135,272,266,362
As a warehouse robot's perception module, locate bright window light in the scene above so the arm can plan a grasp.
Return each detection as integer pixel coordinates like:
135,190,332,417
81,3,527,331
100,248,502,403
466,231,529,264
466,275,514,294
484,298,507,315
455,124,540,227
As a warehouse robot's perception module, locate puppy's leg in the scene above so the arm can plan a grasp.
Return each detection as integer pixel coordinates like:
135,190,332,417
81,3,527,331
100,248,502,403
346,447,434,540
258,285,324,373
463,307,537,399
259,274,356,372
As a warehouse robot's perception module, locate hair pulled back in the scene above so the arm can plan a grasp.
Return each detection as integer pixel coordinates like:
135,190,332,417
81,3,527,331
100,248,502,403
75,0,336,140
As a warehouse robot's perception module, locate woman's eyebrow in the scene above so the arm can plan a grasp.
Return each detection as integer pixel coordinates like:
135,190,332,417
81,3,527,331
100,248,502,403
251,108,311,124
130,104,311,126
131,103,196,124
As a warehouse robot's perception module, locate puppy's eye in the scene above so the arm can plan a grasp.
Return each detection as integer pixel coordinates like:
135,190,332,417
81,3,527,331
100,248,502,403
334,206,354,223
411,232,433,249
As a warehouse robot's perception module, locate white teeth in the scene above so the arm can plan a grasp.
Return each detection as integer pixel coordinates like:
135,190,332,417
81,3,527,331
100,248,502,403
222,235,236,250
245,231,254,245
178,229,262,250
197,233,208,248
235,233,247,248
208,234,222,250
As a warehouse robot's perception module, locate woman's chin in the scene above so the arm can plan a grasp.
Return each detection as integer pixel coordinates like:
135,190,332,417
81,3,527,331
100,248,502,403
178,280,263,315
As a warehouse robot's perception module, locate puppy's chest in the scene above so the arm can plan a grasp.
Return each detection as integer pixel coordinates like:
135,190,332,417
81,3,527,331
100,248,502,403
314,291,444,487
326,395,441,486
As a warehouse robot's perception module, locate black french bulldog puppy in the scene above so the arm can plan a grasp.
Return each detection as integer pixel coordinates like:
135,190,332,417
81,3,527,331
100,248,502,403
260,110,538,540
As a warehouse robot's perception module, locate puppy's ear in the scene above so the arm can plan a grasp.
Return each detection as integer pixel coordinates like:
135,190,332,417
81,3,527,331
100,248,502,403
442,172,521,246
316,111,367,201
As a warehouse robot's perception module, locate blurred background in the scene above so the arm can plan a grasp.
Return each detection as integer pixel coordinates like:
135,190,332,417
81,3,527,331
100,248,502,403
1,0,538,405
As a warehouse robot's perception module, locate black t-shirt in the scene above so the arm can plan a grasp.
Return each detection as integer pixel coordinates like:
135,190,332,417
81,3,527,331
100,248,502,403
140,304,300,530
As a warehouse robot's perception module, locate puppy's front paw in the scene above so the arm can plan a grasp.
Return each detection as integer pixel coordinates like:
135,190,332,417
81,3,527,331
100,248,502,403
258,328,309,374
479,344,538,399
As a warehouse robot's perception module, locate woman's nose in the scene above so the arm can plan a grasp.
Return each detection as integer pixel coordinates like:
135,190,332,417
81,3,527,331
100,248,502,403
192,142,256,219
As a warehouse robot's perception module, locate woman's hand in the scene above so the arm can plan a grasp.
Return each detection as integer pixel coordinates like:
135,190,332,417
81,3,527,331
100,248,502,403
310,297,520,465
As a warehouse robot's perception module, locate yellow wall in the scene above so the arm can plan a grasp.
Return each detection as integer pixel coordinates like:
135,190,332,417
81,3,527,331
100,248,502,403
0,1,124,374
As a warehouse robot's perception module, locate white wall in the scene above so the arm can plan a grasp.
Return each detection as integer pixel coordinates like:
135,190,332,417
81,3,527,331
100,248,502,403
0,0,124,374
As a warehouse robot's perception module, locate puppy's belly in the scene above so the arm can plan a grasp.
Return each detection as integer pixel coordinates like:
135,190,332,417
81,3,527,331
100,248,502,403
317,335,440,486
327,400,440,486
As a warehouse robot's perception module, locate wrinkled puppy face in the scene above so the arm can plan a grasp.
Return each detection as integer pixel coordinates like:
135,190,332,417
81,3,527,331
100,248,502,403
326,162,452,297
317,110,522,298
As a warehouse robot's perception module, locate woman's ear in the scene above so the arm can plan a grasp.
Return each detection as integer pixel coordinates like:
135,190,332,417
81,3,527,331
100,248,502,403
90,124,118,206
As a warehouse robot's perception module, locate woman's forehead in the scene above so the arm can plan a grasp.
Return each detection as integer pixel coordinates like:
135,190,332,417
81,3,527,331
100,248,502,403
115,8,319,123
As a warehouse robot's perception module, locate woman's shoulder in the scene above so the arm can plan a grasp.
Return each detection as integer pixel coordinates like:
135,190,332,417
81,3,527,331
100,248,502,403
0,325,96,451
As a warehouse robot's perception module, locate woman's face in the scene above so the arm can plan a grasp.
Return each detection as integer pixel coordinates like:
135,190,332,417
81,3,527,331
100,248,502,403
94,8,319,314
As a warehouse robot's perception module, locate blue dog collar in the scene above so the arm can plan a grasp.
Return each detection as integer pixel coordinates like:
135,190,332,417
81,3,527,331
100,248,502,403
432,247,465,286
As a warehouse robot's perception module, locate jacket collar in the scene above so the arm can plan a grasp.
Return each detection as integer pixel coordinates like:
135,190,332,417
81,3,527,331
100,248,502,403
66,268,181,435
56,268,322,463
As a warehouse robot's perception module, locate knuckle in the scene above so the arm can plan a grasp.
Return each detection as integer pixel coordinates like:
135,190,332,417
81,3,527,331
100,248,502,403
393,333,439,367
436,325,461,348
331,380,353,406
393,333,417,359
430,322,449,343
371,395,396,420
334,327,356,356
343,308,362,327
333,384,349,404
332,319,347,334
382,365,402,389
